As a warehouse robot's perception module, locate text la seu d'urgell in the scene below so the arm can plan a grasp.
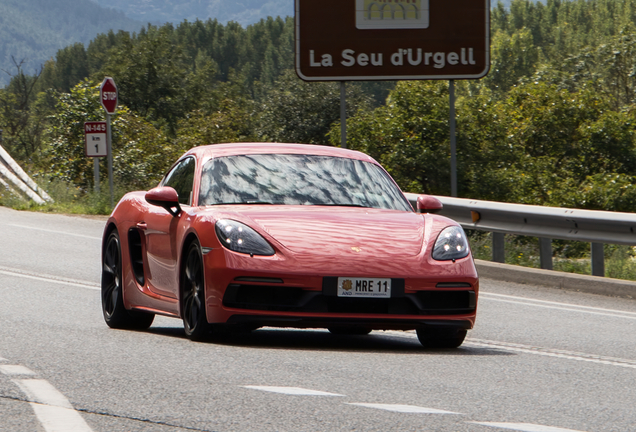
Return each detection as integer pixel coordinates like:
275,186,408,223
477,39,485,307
309,48,477,69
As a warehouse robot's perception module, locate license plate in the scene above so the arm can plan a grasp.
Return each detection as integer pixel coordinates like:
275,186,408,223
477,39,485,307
337,277,391,298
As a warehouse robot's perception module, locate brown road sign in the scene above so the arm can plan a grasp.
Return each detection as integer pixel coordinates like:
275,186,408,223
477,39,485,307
295,0,490,81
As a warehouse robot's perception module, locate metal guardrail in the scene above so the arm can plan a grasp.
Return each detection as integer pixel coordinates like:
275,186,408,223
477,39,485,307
0,142,51,204
404,193,636,277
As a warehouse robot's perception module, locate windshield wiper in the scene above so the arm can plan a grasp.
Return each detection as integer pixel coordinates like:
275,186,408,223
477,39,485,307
213,201,279,205
316,203,369,208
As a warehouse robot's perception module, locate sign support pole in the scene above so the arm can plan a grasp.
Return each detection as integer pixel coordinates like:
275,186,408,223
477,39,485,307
449,80,457,198
100,76,118,208
340,81,347,149
107,114,114,207
93,158,100,193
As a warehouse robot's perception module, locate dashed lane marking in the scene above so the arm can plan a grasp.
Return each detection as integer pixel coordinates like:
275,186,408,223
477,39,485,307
13,379,93,432
244,386,345,396
0,266,99,291
471,422,587,432
7,224,102,241
347,403,461,414
481,292,636,315
480,292,636,320
466,339,636,369
380,331,636,370
0,365,36,376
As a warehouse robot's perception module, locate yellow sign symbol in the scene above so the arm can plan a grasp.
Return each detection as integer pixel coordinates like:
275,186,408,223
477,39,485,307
356,0,430,29
342,280,353,291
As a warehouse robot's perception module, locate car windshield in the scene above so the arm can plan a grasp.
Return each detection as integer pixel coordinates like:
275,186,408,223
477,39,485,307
198,154,412,211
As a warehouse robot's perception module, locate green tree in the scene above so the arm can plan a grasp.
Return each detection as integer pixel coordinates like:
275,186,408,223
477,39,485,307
45,80,175,191
258,70,371,145
332,81,452,195
0,59,47,160
486,28,540,93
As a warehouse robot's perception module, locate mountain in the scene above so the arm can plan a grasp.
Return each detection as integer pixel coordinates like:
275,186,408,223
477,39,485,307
89,0,294,26
0,0,143,87
89,0,537,27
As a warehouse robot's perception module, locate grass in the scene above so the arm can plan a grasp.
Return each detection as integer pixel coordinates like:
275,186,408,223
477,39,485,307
0,180,122,216
468,231,636,282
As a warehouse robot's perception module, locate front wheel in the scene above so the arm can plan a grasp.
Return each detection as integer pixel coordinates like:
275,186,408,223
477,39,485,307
102,230,154,330
416,328,467,349
181,241,211,341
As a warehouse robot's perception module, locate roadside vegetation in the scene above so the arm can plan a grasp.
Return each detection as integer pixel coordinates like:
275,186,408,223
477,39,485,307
2,0,636,278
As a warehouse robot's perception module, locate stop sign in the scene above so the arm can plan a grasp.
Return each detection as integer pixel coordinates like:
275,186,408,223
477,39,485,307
100,77,118,114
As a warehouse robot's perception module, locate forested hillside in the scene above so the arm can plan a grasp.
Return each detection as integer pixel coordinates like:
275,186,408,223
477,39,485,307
2,0,636,216
90,0,293,26
0,0,142,87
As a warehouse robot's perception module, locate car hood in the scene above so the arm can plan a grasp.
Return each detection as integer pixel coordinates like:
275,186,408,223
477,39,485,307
214,206,427,257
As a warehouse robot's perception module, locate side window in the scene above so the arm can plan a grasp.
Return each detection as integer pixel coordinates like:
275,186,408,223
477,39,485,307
162,157,195,205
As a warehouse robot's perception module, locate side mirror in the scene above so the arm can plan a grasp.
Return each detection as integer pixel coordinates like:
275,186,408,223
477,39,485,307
417,195,443,214
145,187,182,217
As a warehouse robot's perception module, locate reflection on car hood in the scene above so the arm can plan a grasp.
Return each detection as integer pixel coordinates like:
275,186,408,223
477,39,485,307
232,206,426,257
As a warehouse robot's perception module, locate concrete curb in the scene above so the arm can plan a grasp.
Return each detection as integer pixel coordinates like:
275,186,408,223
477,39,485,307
475,259,636,299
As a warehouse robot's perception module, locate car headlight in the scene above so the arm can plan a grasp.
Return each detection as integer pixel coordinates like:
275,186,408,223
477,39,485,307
215,219,275,256
432,226,470,261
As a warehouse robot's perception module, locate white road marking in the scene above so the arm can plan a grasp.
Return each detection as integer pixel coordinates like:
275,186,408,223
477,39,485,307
481,292,636,315
14,379,75,408
244,386,345,396
348,403,460,414
471,422,587,432
0,267,99,291
7,224,102,241
480,292,636,320
13,379,93,432
381,331,636,369
0,365,36,375
466,339,636,369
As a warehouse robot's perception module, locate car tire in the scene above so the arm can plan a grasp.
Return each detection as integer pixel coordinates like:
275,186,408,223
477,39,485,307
102,230,155,330
328,327,372,336
181,241,211,341
416,328,467,349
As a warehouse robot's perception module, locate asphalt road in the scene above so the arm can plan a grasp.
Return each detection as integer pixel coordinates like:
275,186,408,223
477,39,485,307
0,206,635,432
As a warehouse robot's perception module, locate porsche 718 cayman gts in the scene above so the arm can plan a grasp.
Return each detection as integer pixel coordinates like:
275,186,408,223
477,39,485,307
101,143,478,347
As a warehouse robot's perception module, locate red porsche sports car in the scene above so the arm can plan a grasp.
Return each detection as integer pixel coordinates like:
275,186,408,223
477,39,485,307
101,143,478,347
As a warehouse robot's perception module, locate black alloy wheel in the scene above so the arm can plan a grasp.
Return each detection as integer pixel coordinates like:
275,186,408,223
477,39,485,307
416,327,467,349
102,230,154,329
182,241,211,341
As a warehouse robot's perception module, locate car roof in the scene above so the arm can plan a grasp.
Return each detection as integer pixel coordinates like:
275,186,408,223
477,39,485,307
184,143,378,164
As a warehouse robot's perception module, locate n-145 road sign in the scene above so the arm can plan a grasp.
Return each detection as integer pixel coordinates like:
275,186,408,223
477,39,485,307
85,122,108,157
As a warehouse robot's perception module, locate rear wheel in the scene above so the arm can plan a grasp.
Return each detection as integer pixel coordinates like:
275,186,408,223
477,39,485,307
102,230,154,330
181,241,211,341
416,328,467,349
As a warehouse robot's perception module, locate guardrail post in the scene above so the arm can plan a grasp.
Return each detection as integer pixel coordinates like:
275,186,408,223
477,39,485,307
591,243,605,277
492,232,505,263
539,238,553,270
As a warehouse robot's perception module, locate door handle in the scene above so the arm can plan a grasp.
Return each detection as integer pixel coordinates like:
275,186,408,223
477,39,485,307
136,222,148,230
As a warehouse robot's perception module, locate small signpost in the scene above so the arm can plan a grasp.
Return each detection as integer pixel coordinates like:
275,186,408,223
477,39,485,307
84,121,108,193
295,0,490,196
84,122,108,158
99,77,118,206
